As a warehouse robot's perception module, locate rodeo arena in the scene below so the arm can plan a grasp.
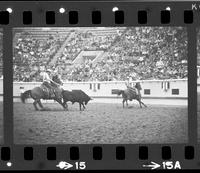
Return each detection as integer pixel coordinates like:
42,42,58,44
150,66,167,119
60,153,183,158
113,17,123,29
1,27,190,144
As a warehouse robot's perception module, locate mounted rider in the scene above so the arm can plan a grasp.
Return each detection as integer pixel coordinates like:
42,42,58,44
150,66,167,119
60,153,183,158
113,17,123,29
41,69,58,98
125,77,137,93
125,77,141,100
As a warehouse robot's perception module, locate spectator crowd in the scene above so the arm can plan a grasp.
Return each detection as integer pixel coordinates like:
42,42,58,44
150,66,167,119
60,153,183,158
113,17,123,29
13,27,188,82
197,30,200,66
0,32,2,79
13,31,68,81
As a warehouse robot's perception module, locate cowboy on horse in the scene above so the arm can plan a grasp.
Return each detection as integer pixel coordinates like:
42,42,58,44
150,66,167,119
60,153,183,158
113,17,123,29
21,68,66,110
125,77,141,100
41,69,61,99
116,77,146,108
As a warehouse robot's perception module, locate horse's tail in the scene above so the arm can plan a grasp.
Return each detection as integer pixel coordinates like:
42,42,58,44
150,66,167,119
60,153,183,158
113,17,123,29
21,90,31,103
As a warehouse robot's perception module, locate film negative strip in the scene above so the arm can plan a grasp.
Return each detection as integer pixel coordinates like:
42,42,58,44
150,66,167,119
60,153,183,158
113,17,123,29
0,0,200,170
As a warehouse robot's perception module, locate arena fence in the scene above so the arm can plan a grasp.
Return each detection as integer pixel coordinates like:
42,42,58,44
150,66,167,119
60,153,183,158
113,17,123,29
198,66,200,92
1,78,187,106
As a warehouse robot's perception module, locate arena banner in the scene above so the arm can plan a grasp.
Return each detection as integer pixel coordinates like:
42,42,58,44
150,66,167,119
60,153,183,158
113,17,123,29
0,0,199,171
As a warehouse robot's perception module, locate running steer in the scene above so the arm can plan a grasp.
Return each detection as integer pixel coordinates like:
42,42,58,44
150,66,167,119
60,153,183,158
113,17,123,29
62,90,92,111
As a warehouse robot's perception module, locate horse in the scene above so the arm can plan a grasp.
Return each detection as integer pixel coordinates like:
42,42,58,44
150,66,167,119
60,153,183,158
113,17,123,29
20,76,66,111
117,82,147,108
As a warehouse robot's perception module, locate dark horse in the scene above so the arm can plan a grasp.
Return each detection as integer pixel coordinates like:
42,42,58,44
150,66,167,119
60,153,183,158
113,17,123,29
117,82,147,108
20,75,66,111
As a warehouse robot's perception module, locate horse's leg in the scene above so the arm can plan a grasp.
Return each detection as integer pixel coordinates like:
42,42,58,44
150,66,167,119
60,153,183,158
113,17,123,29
38,100,44,109
79,103,82,111
63,101,68,110
137,95,147,108
122,99,125,108
140,100,147,107
126,100,128,106
137,99,142,108
33,100,39,111
55,98,67,110
59,99,67,110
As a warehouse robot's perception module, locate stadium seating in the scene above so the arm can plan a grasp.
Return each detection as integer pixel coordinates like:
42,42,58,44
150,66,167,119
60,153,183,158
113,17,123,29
0,33,2,78
13,27,188,82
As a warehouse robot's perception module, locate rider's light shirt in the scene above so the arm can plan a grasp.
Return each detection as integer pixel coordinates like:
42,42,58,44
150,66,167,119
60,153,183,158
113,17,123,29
41,72,51,83
125,80,131,88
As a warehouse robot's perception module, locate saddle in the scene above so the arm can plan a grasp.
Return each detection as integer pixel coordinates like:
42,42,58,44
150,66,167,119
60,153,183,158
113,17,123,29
127,87,138,101
40,84,56,99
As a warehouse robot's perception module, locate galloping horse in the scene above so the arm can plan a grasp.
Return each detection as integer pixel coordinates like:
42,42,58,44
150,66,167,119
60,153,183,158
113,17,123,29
117,82,147,108
20,75,66,110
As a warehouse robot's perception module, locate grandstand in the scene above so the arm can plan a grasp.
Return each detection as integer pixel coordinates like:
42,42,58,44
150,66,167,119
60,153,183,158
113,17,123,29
0,31,2,78
13,27,70,40
13,27,187,82
13,28,71,82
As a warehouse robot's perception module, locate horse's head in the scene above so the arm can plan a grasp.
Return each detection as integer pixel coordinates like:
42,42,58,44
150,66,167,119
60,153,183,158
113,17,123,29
52,75,63,86
52,75,59,82
135,82,142,90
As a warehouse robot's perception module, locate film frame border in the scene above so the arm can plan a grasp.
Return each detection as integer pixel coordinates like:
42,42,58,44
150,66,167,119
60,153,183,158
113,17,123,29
0,0,199,170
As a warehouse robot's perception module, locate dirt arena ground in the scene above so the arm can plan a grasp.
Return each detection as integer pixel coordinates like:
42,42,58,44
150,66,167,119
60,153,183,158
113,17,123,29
0,102,3,144
14,101,188,144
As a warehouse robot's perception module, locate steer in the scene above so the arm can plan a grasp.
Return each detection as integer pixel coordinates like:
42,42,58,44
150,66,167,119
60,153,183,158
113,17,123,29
62,90,92,111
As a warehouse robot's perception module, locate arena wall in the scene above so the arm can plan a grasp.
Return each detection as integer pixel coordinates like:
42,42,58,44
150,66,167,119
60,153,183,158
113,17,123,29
10,79,188,105
12,79,187,97
198,77,200,92
0,79,2,101
198,66,200,93
0,78,190,105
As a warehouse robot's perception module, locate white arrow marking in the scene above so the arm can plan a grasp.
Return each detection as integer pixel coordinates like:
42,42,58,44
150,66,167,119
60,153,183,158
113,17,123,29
56,161,73,170
143,161,160,170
